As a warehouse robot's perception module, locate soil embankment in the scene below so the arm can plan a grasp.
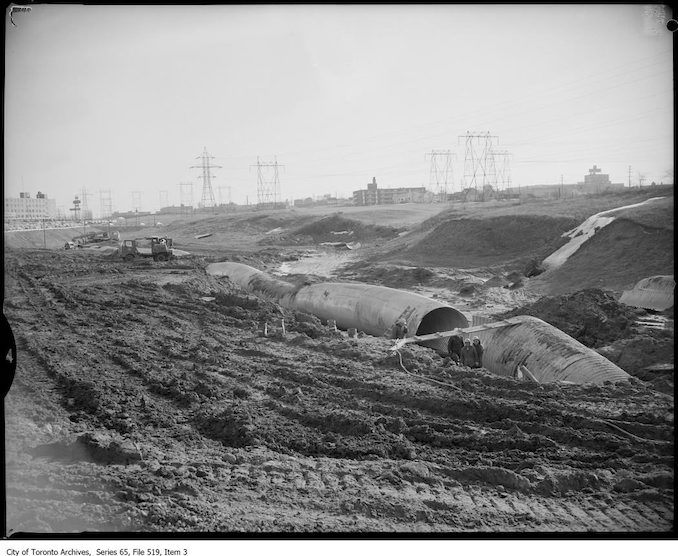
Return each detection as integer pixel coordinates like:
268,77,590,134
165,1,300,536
3,250,673,533
380,214,577,269
530,218,674,295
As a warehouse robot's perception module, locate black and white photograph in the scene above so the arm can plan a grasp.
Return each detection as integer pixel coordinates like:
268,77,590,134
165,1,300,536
3,3,674,539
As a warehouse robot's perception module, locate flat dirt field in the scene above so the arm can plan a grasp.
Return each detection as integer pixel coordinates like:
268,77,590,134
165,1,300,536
3,187,674,535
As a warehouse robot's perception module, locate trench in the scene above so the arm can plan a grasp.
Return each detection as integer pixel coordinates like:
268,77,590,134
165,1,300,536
206,262,630,384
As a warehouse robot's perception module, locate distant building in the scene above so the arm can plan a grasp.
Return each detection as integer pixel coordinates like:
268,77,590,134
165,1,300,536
507,165,625,199
293,197,314,207
112,210,152,219
4,191,57,220
581,165,625,194
352,177,430,206
293,194,342,207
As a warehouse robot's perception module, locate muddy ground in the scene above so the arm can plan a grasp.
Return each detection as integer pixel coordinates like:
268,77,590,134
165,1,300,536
3,249,674,534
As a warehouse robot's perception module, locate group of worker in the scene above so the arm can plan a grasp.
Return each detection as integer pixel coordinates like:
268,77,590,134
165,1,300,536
447,335,484,368
390,319,485,369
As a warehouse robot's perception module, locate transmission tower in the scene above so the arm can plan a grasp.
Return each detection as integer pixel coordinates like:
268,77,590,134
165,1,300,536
191,147,220,209
251,156,284,208
80,187,93,220
179,182,193,215
458,131,499,198
426,150,454,202
216,185,232,207
490,149,512,193
99,189,112,220
131,191,142,211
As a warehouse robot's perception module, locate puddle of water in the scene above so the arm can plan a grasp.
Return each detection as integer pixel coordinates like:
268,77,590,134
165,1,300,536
275,250,358,278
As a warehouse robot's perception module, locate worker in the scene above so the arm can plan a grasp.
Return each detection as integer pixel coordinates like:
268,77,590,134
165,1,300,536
392,318,408,339
447,334,463,364
460,338,476,367
472,336,484,368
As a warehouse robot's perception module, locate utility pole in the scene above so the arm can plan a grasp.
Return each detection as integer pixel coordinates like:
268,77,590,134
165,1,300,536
69,195,81,223
426,150,454,202
251,156,284,208
458,131,499,201
191,147,220,210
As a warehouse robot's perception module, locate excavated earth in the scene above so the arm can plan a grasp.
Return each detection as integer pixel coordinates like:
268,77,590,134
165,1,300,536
3,249,674,534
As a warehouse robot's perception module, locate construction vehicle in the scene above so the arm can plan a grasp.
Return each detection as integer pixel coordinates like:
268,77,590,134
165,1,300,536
64,230,119,249
119,236,174,262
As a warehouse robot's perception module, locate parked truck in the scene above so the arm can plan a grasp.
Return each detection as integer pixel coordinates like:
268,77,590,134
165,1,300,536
119,236,174,262
64,230,120,249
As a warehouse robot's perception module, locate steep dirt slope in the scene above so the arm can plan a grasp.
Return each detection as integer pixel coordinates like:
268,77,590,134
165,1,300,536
3,250,673,534
530,218,674,295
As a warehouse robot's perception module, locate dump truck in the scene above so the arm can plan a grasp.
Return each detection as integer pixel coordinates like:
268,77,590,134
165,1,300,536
119,236,174,262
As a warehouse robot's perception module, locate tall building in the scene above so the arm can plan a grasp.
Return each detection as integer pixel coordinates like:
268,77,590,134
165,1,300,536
4,192,57,221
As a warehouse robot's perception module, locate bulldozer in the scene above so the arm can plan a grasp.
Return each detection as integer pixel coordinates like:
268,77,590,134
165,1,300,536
119,236,174,262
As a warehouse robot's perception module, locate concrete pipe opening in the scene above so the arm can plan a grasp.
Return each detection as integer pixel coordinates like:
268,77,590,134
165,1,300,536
415,307,469,350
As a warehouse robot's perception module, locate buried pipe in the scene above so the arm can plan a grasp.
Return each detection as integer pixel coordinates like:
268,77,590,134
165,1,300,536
619,275,674,312
206,262,630,384
206,262,469,339
466,316,630,384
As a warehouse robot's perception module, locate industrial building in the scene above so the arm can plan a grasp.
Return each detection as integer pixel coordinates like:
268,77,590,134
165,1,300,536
4,191,57,221
352,177,430,206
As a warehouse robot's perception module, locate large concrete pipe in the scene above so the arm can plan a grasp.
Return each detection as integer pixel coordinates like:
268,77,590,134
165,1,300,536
467,316,630,384
620,275,674,311
207,262,630,384
206,262,469,339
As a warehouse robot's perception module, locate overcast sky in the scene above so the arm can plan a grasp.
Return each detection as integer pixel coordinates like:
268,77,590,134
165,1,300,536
4,4,673,215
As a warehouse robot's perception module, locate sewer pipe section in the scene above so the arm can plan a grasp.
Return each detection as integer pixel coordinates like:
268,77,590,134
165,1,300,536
206,262,630,384
619,275,674,312
462,315,630,384
206,262,469,341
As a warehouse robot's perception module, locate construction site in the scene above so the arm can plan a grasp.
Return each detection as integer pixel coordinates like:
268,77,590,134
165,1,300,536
3,179,674,534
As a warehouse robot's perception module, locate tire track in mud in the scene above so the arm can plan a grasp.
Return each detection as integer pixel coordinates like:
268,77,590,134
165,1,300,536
3,250,674,532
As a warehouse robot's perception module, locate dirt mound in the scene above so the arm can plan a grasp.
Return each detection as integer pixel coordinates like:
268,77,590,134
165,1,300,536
596,332,674,380
265,214,401,246
337,261,436,288
497,289,639,348
533,218,674,295
398,215,577,268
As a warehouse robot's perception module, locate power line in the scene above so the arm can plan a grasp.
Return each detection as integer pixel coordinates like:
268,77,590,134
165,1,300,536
426,150,454,200
459,131,499,196
190,147,221,209
251,156,284,208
